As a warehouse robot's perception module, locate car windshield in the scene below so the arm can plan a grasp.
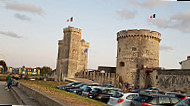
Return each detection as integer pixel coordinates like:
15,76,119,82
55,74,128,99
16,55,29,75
66,82,75,87
107,90,118,95
92,88,101,93
75,84,83,87
112,92,123,98
80,85,88,89
133,96,153,103
84,87,92,92
103,84,114,87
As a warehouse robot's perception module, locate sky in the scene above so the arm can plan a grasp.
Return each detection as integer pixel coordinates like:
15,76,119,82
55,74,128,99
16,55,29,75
0,0,190,69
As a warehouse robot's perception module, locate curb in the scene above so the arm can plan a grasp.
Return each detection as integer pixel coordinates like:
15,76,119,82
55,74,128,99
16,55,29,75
11,86,40,106
17,82,72,106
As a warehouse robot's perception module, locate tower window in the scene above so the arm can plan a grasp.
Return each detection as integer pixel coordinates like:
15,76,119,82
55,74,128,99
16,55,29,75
120,62,125,67
136,64,138,68
132,47,136,51
119,48,121,52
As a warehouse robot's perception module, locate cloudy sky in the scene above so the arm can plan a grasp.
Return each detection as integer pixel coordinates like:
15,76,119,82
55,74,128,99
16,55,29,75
0,0,190,69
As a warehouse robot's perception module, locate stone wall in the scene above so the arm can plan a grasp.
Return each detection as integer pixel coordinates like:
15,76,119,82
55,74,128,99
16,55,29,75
75,71,121,88
155,69,190,92
98,66,116,73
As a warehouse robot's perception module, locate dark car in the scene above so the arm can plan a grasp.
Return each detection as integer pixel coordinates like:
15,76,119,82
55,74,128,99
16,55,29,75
71,84,100,95
88,88,103,99
95,88,122,103
175,94,190,100
81,87,92,97
133,89,140,93
139,90,159,95
131,94,180,106
64,83,84,92
102,84,115,88
174,98,190,106
56,82,80,90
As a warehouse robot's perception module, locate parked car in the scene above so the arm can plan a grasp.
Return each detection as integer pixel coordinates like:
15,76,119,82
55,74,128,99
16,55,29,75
102,84,115,88
56,82,80,90
61,82,81,90
81,86,107,98
71,83,100,95
175,94,190,100
139,90,159,95
64,83,84,92
87,86,108,98
132,89,140,93
165,92,178,97
96,88,122,103
131,94,180,106
81,87,92,97
174,98,190,106
107,92,139,106
146,87,160,92
88,88,103,99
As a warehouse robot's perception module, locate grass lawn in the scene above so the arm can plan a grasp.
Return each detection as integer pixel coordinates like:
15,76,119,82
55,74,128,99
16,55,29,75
20,80,109,106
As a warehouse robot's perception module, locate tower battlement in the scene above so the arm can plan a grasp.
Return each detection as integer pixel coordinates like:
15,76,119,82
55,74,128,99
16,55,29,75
81,39,90,47
117,29,161,42
63,26,81,34
58,40,63,45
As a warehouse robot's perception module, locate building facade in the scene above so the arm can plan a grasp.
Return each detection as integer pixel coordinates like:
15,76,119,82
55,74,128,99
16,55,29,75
56,26,89,81
179,56,190,69
116,29,161,86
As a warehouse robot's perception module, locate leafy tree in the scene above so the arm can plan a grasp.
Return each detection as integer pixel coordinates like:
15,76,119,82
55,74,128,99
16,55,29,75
39,66,52,76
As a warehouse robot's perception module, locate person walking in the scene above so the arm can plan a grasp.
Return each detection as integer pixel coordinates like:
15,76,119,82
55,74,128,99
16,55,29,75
6,73,12,91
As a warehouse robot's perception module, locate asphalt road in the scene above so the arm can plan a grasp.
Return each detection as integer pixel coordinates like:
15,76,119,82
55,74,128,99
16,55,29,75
0,81,18,105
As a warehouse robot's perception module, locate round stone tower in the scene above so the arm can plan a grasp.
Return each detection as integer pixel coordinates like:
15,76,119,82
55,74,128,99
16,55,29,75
116,29,161,86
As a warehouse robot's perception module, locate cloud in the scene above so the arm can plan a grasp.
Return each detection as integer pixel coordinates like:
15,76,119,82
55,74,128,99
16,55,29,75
14,13,31,21
129,0,169,8
116,9,136,19
151,10,190,33
5,2,44,15
159,45,173,51
0,31,22,38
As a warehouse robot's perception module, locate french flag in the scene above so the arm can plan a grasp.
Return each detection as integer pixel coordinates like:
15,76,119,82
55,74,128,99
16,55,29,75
150,14,156,19
67,17,73,22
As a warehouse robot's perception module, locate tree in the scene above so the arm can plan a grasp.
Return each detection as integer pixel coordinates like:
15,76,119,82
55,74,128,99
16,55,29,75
39,66,52,76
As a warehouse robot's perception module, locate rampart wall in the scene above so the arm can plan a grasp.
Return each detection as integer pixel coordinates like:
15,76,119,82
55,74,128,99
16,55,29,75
75,71,121,87
156,69,190,92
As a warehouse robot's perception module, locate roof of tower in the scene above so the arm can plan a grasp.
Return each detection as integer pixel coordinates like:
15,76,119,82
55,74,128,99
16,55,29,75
63,26,81,34
117,29,161,41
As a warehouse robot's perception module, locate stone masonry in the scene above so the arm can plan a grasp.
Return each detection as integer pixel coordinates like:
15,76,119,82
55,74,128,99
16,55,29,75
55,26,89,81
116,29,161,87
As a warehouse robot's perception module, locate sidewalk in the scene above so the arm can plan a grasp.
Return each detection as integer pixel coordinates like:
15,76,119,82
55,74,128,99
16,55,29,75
0,81,18,105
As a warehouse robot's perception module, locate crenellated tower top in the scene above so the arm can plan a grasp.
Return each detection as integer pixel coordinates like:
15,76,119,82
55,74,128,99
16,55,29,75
117,29,161,42
63,26,81,34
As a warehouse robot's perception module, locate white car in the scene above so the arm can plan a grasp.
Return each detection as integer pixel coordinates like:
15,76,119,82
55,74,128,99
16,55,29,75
107,92,139,106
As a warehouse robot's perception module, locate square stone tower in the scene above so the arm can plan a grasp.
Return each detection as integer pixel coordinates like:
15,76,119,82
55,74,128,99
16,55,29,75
56,26,89,81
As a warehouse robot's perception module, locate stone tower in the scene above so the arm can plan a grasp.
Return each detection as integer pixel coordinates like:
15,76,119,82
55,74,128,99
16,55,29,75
56,26,89,81
116,29,161,86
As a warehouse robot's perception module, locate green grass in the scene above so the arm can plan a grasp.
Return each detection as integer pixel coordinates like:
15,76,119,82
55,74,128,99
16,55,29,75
20,80,109,106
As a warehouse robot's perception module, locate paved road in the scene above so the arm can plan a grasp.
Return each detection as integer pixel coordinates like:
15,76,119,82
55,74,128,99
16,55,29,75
0,81,18,105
